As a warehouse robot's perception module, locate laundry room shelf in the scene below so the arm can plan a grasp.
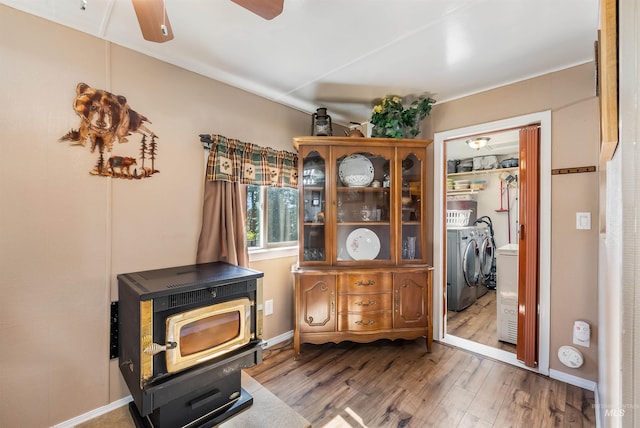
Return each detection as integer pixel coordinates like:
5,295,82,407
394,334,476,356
446,189,479,195
447,166,518,178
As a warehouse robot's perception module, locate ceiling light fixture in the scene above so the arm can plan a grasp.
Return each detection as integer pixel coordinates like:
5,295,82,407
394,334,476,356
466,137,490,150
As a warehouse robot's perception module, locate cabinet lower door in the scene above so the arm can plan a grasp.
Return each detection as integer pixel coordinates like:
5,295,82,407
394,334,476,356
393,272,428,328
298,274,336,333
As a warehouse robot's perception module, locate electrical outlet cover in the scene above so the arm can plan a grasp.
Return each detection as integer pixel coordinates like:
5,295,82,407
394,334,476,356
264,299,273,316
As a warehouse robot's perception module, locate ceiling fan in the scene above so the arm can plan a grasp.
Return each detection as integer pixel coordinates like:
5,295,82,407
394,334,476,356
131,0,284,43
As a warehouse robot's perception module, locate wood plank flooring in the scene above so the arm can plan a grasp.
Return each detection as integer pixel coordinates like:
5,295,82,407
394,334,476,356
246,338,595,427
446,289,517,353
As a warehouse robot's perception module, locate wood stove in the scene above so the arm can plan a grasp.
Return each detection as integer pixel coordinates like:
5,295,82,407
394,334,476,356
118,262,263,428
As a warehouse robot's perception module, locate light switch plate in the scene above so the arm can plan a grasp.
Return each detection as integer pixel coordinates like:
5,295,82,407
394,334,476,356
576,212,591,230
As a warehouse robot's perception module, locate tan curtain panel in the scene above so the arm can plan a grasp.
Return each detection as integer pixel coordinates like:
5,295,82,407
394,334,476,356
196,134,298,267
202,134,298,189
196,180,249,267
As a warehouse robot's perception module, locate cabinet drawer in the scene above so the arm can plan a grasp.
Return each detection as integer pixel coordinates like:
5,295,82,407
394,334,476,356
339,293,391,313
338,312,392,332
339,272,391,294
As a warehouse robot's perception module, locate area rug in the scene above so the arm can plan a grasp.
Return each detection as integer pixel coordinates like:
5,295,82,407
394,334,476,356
76,371,311,428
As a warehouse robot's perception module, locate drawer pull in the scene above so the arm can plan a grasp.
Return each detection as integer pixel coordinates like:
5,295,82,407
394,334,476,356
355,280,375,286
355,319,375,326
355,300,376,307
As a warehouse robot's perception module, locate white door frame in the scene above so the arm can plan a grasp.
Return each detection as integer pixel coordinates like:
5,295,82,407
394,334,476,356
433,111,551,375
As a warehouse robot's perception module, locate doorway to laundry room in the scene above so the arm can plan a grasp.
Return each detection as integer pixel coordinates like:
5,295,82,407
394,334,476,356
432,111,551,373
445,128,520,355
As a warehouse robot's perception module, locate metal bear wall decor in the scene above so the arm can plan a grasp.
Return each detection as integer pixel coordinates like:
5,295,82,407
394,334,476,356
59,83,159,179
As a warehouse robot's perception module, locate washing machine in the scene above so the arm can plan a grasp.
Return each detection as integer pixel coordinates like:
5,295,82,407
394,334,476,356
475,224,495,298
446,226,481,311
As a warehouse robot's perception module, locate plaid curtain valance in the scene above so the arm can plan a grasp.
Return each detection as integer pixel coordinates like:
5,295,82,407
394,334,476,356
201,134,298,189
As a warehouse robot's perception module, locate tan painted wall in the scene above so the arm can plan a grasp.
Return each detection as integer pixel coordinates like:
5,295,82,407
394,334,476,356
250,256,298,339
0,5,599,426
425,63,600,381
0,6,310,427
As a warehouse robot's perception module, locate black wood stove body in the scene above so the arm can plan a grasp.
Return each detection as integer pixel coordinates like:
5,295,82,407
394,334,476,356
118,262,263,428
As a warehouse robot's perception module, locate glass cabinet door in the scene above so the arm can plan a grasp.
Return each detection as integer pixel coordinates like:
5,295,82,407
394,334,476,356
301,148,328,264
398,149,425,263
333,147,394,263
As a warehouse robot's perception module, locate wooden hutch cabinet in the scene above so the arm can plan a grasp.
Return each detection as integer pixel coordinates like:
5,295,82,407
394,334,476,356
292,136,433,355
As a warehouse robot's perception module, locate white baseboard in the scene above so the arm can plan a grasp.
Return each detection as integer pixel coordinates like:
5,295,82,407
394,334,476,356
263,330,293,349
51,395,133,428
549,368,597,391
53,331,294,427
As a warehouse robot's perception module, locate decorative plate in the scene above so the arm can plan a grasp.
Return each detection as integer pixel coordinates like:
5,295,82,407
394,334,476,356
339,154,374,187
346,228,381,260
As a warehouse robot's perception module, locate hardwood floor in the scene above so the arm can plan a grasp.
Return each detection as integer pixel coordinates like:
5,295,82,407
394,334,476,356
246,339,595,427
446,289,517,353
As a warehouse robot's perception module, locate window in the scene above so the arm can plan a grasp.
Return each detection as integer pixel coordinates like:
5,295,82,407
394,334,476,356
247,185,298,249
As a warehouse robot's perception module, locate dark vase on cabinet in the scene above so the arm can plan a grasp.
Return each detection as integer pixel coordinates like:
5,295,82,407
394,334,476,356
292,136,433,355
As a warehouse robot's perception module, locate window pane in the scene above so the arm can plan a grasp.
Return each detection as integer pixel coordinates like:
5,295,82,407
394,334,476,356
246,185,262,247
267,187,299,244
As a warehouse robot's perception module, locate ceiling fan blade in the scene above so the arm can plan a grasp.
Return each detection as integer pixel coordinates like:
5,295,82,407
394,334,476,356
230,0,284,20
131,0,174,43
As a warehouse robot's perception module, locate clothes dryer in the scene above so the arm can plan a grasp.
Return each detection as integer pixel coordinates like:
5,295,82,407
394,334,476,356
446,226,481,311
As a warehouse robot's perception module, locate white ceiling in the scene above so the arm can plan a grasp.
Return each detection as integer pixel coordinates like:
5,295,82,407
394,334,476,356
1,0,599,126
446,129,520,160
